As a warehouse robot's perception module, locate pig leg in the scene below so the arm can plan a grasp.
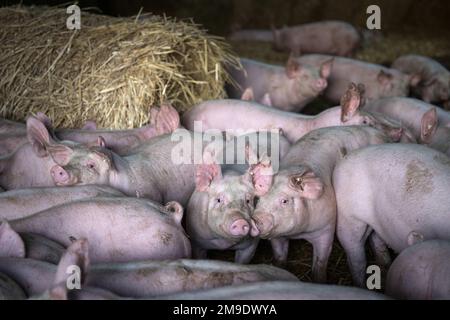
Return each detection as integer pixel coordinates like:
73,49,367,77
308,229,334,283
234,240,259,264
369,232,392,268
337,217,372,287
270,238,289,267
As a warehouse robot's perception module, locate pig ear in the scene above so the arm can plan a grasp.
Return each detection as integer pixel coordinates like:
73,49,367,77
260,93,273,106
320,58,333,78
241,87,254,101
97,136,106,148
35,112,54,131
46,144,74,166
27,116,52,157
150,102,180,134
0,220,26,258
386,127,404,142
164,201,184,225
248,153,274,197
420,107,438,144
285,54,301,79
377,70,393,85
289,169,324,200
409,74,421,87
53,238,90,288
195,163,222,192
340,83,362,122
82,120,97,130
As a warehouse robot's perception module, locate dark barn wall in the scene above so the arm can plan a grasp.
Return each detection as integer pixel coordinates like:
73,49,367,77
99,0,450,34
1,0,450,35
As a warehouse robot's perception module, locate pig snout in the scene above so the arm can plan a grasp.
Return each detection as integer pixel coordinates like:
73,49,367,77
314,78,328,91
252,213,274,238
51,165,76,186
229,218,250,237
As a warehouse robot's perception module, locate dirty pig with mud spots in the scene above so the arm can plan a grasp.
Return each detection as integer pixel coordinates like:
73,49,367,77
333,144,450,287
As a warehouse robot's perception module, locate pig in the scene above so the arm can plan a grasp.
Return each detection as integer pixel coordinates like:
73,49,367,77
186,150,269,263
385,240,450,300
184,83,389,144
155,281,389,300
52,103,180,155
5,113,201,204
0,272,26,300
0,115,110,190
296,54,420,104
0,104,178,157
53,239,298,298
30,239,297,299
0,239,119,298
227,56,332,112
271,21,361,57
0,185,124,220
45,131,206,205
333,144,450,287
250,125,399,282
0,221,65,264
88,259,298,298
392,54,450,105
364,97,450,156
7,197,191,263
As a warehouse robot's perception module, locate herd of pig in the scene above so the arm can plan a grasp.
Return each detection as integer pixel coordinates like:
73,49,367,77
0,20,450,300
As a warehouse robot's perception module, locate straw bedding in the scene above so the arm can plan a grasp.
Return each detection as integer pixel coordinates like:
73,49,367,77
0,5,240,129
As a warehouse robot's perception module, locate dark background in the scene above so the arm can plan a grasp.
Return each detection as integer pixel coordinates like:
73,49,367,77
1,0,450,35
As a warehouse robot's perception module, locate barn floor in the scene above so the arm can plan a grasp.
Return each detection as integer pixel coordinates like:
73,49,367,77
209,29,450,289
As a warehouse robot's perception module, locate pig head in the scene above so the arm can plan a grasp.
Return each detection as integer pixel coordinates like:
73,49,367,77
0,115,108,190
186,152,272,263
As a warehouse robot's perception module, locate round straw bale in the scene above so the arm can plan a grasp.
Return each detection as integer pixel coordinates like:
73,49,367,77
0,5,240,129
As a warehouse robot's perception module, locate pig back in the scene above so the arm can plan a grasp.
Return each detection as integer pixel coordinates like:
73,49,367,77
386,240,450,299
333,144,450,252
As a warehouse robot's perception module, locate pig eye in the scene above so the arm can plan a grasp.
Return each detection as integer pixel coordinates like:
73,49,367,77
362,119,368,124
280,198,289,205
86,160,96,170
